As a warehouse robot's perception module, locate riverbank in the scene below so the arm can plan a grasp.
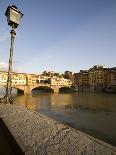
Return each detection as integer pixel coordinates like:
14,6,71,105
76,87,116,93
0,104,116,154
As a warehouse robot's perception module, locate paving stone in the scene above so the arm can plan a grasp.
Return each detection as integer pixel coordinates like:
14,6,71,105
0,104,28,117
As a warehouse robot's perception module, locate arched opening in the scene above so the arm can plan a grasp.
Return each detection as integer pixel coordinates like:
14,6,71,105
31,86,54,94
11,87,24,95
0,87,24,97
59,87,72,93
17,89,24,94
0,87,6,98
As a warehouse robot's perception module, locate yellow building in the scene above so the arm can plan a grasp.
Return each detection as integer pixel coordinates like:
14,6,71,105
0,71,8,85
73,66,116,90
73,70,89,88
51,76,72,87
0,71,26,86
0,71,72,88
12,73,27,85
89,65,108,88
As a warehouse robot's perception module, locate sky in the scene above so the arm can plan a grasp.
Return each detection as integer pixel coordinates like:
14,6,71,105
0,0,116,74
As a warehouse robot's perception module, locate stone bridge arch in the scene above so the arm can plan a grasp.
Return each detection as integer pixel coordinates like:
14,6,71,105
0,84,72,94
59,86,72,92
31,86,54,93
0,85,25,94
11,86,25,94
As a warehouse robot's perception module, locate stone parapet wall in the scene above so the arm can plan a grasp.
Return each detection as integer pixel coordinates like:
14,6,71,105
0,104,116,155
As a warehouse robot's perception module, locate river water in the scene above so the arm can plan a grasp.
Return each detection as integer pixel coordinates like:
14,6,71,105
0,88,116,146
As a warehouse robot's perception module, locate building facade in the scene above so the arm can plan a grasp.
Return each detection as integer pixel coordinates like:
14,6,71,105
107,68,116,88
88,65,108,89
73,70,89,88
73,65,116,91
0,71,72,88
0,71,26,86
51,76,72,87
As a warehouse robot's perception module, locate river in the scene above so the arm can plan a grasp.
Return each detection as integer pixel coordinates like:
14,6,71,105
0,88,116,146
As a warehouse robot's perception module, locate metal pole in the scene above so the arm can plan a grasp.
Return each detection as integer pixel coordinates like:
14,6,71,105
6,29,16,95
0,28,16,104
7,29,16,103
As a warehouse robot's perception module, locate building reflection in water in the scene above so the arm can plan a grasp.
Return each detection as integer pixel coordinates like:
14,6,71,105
16,94,38,110
51,93,74,109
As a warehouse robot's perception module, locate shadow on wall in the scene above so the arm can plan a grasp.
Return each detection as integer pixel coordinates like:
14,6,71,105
0,118,24,155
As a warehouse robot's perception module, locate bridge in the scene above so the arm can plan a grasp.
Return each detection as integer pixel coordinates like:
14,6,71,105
2,83,66,94
0,71,72,94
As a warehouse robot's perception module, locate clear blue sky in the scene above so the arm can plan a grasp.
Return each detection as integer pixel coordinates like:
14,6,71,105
0,0,116,73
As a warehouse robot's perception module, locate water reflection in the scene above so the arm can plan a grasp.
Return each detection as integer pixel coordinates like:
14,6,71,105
51,93,74,109
16,95,38,110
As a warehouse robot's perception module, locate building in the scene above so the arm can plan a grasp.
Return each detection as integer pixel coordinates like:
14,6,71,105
107,68,116,88
42,71,60,77
0,71,72,88
1,66,115,92
73,70,89,88
88,65,116,91
89,65,108,89
50,76,72,87
0,71,26,86
64,71,73,80
72,73,78,87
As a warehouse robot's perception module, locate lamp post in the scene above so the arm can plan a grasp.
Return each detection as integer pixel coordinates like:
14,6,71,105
0,5,23,104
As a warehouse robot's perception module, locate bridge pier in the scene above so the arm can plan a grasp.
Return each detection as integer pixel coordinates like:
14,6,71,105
52,86,59,93
24,86,31,94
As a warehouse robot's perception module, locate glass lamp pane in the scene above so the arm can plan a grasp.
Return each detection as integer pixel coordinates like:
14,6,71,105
7,10,10,24
10,8,21,25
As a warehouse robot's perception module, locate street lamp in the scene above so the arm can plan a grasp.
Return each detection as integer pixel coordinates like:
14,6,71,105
0,5,23,104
